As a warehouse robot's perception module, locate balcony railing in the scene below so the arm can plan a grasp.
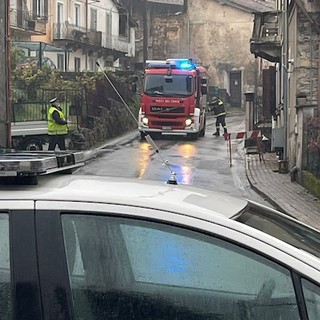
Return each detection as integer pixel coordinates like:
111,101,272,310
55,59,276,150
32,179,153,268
10,9,46,35
101,33,129,53
250,11,282,62
53,23,102,47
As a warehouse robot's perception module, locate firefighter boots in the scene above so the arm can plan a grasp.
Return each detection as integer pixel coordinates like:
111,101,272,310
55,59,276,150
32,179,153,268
213,129,220,136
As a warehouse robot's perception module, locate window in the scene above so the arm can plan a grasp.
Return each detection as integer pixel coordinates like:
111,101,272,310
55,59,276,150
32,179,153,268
237,202,320,259
90,8,97,31
57,54,64,71
144,74,194,97
57,2,63,24
89,58,97,71
105,12,112,47
62,214,300,320
36,0,44,17
302,278,320,319
74,57,81,72
0,213,12,319
119,12,127,37
75,4,80,27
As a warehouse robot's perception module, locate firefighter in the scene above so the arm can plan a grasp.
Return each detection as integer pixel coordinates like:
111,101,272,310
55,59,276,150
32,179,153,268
209,96,227,136
48,97,69,151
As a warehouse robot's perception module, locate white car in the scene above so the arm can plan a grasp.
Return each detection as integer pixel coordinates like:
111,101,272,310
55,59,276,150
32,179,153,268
0,152,320,319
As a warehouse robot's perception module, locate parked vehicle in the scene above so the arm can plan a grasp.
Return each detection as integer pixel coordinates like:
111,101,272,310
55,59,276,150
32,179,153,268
11,120,48,150
138,59,208,140
0,151,320,319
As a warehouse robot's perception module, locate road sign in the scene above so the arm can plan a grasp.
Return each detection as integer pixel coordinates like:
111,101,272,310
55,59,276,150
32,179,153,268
147,0,184,5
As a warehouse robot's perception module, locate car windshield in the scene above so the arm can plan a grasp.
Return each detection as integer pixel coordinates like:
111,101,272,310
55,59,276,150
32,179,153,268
236,202,320,259
144,74,194,97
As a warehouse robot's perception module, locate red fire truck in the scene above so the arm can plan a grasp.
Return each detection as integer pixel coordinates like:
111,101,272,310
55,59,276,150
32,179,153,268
138,59,208,140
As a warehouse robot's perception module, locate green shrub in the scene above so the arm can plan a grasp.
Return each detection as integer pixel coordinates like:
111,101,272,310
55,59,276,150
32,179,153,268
302,170,320,198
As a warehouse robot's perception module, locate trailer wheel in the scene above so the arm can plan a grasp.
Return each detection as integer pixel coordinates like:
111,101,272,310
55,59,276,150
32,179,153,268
22,138,43,151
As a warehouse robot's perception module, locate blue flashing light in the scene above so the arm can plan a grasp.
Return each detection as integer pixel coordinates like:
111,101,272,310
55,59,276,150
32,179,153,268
180,61,193,70
146,59,198,71
166,59,197,70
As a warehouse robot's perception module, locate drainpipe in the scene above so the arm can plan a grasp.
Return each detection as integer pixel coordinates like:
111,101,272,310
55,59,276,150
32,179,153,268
143,0,148,65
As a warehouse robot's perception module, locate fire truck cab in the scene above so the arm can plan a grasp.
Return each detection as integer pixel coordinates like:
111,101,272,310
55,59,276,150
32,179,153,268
138,59,208,140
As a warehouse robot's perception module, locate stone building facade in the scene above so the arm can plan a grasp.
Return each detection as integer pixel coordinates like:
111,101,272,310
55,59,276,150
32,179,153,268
149,0,273,108
285,2,320,184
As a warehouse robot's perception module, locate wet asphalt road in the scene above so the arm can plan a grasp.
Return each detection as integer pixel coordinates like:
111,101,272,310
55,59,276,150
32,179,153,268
76,112,272,206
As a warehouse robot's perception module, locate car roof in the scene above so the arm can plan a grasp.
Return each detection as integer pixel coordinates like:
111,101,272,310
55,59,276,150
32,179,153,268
2,174,320,274
0,174,248,219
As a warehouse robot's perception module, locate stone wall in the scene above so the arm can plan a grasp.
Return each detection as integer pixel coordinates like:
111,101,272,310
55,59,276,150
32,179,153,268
150,0,257,106
297,12,320,105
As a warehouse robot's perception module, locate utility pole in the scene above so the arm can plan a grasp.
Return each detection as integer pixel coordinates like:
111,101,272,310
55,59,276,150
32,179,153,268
0,0,11,148
143,0,148,65
85,0,88,70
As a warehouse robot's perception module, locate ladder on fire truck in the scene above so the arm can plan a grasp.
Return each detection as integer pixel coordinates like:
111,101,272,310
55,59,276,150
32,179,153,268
0,150,85,185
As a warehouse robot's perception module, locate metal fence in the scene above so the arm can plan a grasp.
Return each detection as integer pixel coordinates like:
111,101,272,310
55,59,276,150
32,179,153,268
12,102,47,122
11,89,85,124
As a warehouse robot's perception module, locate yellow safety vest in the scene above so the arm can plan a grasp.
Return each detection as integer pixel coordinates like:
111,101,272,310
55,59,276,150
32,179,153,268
48,106,68,135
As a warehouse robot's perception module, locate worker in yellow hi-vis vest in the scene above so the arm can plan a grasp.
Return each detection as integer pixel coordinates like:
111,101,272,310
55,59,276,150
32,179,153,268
48,97,70,150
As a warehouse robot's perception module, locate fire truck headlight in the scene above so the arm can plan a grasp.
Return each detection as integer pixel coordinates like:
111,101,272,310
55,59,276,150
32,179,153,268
142,117,149,125
185,118,192,126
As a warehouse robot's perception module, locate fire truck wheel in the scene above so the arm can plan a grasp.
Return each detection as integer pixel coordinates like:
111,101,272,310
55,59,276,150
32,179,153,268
199,122,206,137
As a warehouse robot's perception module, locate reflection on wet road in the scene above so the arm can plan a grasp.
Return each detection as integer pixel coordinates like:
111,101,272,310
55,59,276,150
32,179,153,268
77,114,271,204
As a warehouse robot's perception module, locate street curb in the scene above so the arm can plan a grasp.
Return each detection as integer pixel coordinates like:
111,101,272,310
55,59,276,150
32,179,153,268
244,167,296,218
83,130,139,163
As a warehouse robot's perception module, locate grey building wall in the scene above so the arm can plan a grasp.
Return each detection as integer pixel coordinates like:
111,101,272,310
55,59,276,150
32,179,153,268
287,7,320,174
149,0,259,107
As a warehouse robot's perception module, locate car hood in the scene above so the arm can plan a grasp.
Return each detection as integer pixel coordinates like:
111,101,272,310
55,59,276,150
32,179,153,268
0,175,248,219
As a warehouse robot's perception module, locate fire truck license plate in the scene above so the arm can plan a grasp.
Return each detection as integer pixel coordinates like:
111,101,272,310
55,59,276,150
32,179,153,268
162,126,171,130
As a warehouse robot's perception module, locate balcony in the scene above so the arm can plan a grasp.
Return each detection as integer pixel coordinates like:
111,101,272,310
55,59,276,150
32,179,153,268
250,11,282,63
53,23,102,47
102,33,129,53
10,9,46,35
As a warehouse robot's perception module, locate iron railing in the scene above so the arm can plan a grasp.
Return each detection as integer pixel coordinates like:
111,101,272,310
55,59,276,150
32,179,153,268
53,23,102,47
10,8,46,34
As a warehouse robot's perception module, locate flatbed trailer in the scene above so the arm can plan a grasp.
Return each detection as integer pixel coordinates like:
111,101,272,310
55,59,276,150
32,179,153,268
0,150,85,185
11,121,48,151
